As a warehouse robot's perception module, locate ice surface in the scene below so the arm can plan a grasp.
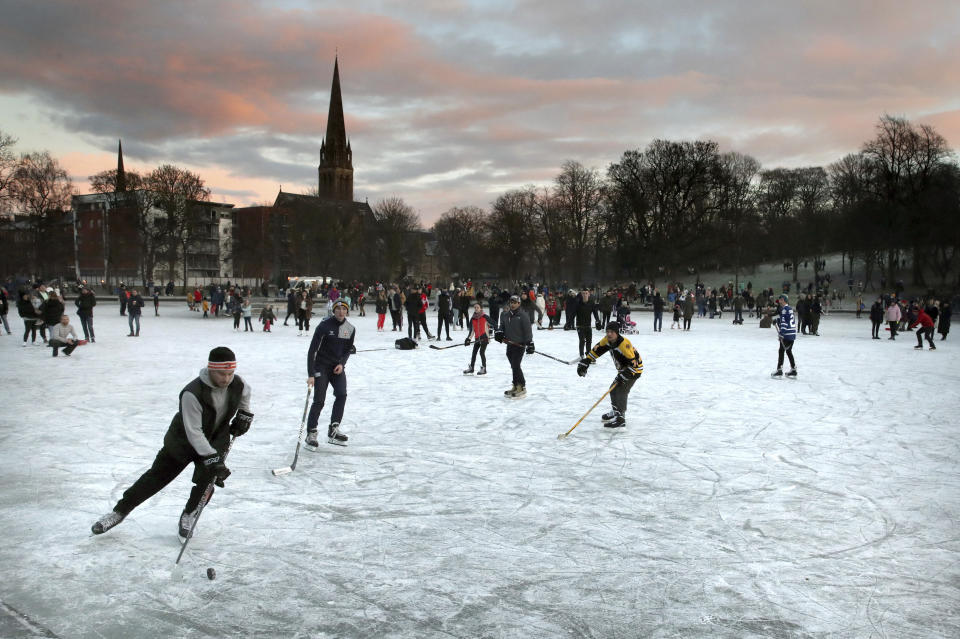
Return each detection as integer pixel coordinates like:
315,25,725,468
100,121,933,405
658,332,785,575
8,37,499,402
0,304,958,638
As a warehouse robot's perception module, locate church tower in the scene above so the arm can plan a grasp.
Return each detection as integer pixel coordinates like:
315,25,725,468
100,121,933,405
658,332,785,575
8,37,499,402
116,139,127,192
317,57,354,201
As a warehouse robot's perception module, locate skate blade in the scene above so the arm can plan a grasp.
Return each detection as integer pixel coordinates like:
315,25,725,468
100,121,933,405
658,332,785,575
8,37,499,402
271,467,293,476
327,438,348,447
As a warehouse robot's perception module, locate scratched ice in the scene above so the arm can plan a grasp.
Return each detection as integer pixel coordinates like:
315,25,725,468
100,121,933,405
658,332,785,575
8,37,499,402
0,306,957,638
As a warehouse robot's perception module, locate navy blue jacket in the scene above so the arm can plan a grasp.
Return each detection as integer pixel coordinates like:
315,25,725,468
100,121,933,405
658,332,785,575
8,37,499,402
307,316,356,377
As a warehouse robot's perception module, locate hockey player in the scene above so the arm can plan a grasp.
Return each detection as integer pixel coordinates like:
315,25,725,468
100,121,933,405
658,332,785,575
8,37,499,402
772,294,798,377
909,304,936,350
494,295,534,398
91,346,253,537
463,302,491,375
577,322,643,428
305,300,355,446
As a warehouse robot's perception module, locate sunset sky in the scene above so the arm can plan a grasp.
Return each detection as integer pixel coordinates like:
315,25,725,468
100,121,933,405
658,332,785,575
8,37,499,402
1,0,958,225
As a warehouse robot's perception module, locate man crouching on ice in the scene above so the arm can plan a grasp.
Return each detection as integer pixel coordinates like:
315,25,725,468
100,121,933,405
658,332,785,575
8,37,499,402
91,346,253,538
577,322,643,429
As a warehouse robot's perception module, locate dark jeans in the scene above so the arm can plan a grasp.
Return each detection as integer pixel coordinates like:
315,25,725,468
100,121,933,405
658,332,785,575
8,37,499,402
777,339,796,370
390,309,402,330
22,318,40,342
916,326,935,347
653,311,662,331
683,317,692,330
78,313,94,340
470,340,488,368
610,374,638,416
437,313,451,338
308,366,348,431
114,447,211,516
284,310,296,325
233,314,241,329
407,311,418,338
871,320,881,338
577,326,592,358
128,314,140,335
244,317,253,331
49,339,77,356
888,321,898,339
506,344,525,386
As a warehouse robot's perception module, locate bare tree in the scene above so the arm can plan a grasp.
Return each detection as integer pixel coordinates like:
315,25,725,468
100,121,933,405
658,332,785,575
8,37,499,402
553,160,604,283
9,151,74,277
431,205,487,277
147,165,210,290
487,189,536,281
714,151,761,290
373,196,421,280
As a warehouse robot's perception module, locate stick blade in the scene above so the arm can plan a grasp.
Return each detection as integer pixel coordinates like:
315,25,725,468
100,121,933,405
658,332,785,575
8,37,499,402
271,467,292,476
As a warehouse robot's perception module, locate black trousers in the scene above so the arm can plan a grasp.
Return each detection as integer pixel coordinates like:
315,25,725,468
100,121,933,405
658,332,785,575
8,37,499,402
506,344,525,386
49,339,77,356
683,317,692,330
78,313,95,340
577,327,592,358
916,326,935,347
610,375,638,416
114,448,210,516
407,311,418,338
390,309,402,330
470,340,488,368
653,311,662,331
777,339,796,369
308,366,348,431
871,320,881,338
437,313,451,338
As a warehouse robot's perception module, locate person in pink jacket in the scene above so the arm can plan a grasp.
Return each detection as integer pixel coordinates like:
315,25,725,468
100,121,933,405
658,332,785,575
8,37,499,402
909,305,936,350
884,299,902,340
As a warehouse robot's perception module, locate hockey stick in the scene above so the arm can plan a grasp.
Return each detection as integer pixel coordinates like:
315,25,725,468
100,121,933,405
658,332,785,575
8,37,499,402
428,342,469,350
557,381,618,440
176,435,236,564
271,386,313,476
354,347,391,352
500,337,576,365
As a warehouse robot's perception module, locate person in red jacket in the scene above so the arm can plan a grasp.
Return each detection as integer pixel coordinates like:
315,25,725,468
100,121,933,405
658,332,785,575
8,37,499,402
463,302,491,375
909,305,936,350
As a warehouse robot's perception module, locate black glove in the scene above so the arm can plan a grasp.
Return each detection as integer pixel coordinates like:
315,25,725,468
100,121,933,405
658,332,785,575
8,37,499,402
230,409,253,436
577,357,590,377
595,321,603,331
202,454,231,488
349,344,357,354
464,337,471,346
494,331,504,343
525,342,535,355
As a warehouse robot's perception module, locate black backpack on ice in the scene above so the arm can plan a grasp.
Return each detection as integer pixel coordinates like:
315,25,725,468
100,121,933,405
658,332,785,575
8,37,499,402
395,337,418,350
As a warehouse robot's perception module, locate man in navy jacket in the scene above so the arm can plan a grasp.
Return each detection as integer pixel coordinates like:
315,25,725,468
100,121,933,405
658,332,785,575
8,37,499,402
306,300,355,446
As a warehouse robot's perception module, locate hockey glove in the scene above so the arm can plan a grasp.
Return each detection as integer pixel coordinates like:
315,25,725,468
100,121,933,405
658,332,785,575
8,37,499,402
525,342,535,355
577,357,591,377
229,409,254,437
464,337,471,346
494,331,504,343
202,454,231,487
595,321,603,331
349,344,356,354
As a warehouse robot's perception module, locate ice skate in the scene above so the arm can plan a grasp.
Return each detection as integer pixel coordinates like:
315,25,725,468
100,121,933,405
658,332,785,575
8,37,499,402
463,366,474,375
604,416,626,429
91,510,125,535
305,430,319,448
786,368,797,378
328,423,348,446
511,384,526,398
477,366,487,375
504,384,517,397
915,345,923,350
929,345,936,350
771,369,783,378
601,410,619,423
178,506,200,539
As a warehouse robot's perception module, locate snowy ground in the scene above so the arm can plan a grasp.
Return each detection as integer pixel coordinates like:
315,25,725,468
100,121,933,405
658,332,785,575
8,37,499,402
0,304,958,638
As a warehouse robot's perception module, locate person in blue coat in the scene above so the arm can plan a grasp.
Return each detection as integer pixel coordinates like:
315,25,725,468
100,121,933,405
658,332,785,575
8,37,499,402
772,294,797,378
305,300,355,446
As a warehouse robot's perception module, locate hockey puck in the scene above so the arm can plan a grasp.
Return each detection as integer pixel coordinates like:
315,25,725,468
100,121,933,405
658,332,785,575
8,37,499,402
207,567,216,580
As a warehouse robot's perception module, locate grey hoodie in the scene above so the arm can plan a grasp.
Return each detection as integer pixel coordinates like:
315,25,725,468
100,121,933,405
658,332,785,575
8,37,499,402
180,368,252,456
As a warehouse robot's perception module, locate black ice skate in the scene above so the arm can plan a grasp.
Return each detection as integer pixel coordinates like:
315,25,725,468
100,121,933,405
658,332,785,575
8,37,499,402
328,423,348,446
305,430,319,448
476,366,487,375
785,368,797,378
91,510,126,535
601,410,618,422
178,506,200,540
771,369,783,378
604,416,626,429
463,366,474,375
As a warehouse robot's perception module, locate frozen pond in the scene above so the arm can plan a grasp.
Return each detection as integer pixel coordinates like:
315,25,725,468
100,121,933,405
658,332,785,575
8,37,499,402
0,303,957,638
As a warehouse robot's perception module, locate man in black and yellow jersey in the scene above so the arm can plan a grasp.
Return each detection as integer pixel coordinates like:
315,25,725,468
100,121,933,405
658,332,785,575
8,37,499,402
577,321,643,429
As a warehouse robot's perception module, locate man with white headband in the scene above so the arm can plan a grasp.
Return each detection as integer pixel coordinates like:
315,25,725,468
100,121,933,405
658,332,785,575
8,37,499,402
91,346,253,537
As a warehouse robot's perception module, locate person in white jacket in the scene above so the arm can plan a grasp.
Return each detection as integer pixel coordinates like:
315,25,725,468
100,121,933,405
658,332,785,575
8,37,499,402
49,314,79,357
535,293,546,328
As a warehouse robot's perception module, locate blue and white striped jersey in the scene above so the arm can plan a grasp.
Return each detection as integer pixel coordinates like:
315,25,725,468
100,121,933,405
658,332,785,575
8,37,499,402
776,304,797,341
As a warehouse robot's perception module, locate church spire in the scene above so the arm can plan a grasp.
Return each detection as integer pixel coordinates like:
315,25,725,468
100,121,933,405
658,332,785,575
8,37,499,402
116,139,127,192
318,56,354,201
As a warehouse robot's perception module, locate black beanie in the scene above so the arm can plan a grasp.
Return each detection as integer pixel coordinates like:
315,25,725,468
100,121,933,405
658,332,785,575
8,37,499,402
208,346,237,370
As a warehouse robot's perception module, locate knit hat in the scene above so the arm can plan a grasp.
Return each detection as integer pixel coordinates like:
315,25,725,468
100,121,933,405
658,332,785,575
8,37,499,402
509,295,520,303
778,294,789,303
208,346,237,371
333,300,348,311
606,321,620,333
